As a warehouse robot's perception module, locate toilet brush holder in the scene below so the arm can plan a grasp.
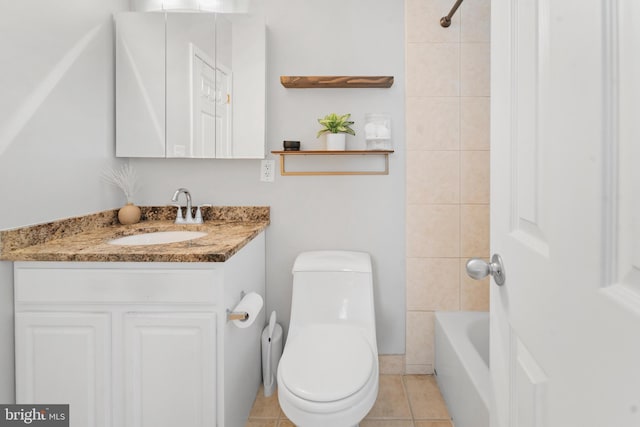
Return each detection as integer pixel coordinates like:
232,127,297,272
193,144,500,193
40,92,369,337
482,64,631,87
261,312,283,397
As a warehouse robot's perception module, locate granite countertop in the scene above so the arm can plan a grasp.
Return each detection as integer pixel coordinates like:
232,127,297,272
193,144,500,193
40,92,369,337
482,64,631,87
0,206,269,263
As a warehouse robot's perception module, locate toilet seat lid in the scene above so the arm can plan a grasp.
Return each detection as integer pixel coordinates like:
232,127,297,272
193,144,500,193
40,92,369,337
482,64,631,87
279,325,374,402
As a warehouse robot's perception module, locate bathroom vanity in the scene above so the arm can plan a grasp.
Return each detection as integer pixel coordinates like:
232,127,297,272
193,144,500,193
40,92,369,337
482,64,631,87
0,207,269,427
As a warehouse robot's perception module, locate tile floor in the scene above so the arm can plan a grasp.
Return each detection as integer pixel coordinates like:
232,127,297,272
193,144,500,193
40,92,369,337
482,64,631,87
246,375,453,427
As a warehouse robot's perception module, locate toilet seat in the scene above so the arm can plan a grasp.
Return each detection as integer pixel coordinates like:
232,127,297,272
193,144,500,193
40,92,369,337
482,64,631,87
279,325,374,403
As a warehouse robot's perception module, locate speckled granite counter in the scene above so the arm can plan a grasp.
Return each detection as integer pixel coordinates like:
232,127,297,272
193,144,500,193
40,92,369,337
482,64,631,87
0,206,269,262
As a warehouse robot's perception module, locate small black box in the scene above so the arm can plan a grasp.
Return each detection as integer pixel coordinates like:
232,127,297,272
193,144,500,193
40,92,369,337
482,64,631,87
283,140,300,151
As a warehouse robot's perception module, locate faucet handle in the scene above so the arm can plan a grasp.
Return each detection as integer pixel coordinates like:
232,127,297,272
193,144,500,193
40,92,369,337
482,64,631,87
194,204,211,224
171,204,186,224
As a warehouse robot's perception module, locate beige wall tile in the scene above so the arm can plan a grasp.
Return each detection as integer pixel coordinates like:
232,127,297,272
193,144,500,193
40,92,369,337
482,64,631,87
406,97,460,151
406,0,460,43
461,150,490,204
460,43,490,96
407,43,460,97
460,204,489,257
407,151,460,204
379,355,406,375
365,375,412,419
460,258,490,310
461,97,490,150
405,311,434,366
407,258,460,311
407,205,460,258
461,0,491,42
406,0,491,365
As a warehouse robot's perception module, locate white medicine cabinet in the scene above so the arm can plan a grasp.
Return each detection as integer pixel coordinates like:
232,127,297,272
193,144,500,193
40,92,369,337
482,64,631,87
115,12,266,159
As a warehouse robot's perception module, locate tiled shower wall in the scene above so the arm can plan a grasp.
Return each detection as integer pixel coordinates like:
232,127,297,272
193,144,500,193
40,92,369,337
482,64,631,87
404,0,491,374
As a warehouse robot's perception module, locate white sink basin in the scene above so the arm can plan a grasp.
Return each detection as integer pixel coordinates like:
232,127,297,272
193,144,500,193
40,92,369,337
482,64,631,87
108,231,208,246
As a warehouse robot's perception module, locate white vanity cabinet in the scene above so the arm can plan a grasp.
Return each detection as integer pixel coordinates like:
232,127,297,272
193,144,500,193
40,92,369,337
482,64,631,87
14,232,265,427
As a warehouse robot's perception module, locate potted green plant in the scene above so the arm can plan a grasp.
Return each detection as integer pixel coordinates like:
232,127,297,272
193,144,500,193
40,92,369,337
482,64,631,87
317,113,356,150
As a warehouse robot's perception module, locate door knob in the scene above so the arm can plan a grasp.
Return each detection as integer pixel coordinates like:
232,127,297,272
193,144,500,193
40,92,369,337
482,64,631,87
466,254,506,286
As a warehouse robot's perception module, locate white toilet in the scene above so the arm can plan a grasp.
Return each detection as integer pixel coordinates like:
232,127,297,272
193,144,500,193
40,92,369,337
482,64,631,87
277,251,379,427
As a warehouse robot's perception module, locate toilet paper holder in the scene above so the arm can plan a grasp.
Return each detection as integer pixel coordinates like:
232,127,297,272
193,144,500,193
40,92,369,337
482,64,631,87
227,291,249,322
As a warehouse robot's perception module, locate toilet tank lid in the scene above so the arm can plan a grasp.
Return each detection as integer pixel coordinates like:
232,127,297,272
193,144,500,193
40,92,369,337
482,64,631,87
292,251,372,273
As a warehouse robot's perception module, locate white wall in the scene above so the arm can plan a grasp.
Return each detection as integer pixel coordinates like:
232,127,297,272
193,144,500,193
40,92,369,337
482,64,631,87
131,0,406,353
0,0,129,402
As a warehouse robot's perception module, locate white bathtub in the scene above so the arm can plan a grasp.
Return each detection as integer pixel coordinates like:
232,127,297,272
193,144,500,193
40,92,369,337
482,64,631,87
435,311,490,427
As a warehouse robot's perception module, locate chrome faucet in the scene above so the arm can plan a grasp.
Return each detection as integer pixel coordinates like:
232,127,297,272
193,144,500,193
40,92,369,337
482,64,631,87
171,188,194,224
171,188,208,224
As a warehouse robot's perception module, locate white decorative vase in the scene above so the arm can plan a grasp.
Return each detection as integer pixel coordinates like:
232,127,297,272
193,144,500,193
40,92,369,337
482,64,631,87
326,133,346,150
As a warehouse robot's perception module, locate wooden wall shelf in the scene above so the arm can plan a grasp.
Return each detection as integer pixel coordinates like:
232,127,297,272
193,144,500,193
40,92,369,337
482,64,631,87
280,76,394,89
271,150,394,176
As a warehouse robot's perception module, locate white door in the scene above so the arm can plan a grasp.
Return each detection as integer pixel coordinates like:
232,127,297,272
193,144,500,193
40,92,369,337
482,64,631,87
489,1,640,427
191,44,217,158
215,65,233,158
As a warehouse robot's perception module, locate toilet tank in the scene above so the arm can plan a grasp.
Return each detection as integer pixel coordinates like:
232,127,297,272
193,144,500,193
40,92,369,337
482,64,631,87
289,251,375,333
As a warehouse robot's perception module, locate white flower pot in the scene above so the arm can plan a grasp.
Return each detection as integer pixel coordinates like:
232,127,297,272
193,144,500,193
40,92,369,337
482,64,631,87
326,133,346,150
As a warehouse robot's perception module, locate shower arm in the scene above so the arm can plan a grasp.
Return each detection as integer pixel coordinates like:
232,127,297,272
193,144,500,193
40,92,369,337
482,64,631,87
440,0,464,28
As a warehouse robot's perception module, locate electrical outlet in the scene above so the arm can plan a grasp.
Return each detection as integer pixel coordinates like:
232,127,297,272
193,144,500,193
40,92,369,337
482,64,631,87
260,160,275,182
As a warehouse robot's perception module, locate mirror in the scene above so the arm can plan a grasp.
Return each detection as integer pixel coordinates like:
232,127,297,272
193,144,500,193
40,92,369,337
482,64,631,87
115,12,265,159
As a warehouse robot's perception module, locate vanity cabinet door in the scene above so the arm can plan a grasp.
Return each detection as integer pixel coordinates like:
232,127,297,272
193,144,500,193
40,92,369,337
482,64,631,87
15,312,111,427
122,312,217,427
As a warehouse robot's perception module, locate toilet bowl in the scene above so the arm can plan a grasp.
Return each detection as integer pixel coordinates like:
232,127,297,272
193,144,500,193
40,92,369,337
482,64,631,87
277,251,379,427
